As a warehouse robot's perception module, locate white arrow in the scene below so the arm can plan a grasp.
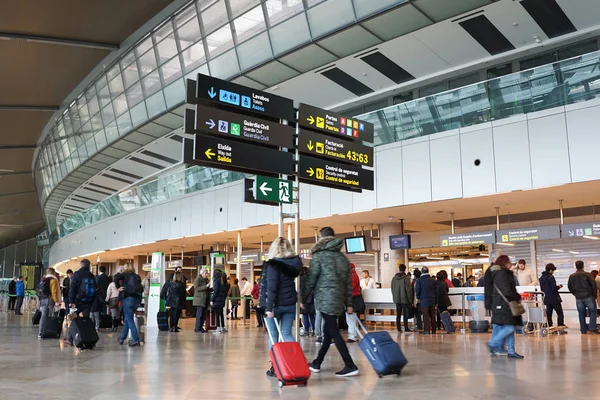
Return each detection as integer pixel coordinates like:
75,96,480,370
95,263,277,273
259,182,272,196
206,119,215,129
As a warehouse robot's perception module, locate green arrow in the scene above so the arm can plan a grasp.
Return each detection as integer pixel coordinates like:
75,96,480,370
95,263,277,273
306,116,314,125
205,148,216,159
306,167,314,177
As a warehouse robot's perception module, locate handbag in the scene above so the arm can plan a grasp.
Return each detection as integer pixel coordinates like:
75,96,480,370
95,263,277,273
108,297,119,309
494,284,525,316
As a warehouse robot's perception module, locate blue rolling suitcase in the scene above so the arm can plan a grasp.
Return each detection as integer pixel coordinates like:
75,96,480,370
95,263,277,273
355,315,407,378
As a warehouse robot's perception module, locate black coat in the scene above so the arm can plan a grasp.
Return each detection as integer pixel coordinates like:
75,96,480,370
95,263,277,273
415,274,438,307
211,277,229,309
265,256,303,312
299,274,315,315
8,280,16,295
486,266,523,326
162,280,186,309
436,280,451,308
539,271,561,305
96,273,111,302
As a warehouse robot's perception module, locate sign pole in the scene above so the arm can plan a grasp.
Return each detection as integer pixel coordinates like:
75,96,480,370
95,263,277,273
294,114,301,341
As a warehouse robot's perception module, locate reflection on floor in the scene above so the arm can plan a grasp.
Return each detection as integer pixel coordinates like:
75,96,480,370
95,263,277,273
0,313,599,399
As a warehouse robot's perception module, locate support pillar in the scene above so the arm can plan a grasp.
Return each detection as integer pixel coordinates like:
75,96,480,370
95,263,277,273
379,223,407,288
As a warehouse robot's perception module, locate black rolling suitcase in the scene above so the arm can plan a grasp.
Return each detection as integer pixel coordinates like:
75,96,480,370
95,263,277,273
440,311,455,334
32,310,42,325
40,315,63,339
157,311,169,331
70,317,99,349
99,314,112,329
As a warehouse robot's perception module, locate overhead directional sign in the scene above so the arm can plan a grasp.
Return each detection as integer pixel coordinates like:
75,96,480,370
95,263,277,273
194,74,294,120
191,105,294,149
190,134,294,175
299,155,374,191
440,231,496,247
298,103,374,143
561,222,600,238
298,129,374,167
255,176,293,204
497,226,561,243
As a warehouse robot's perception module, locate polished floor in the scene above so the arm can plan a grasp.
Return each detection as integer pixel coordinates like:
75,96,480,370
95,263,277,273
0,313,599,400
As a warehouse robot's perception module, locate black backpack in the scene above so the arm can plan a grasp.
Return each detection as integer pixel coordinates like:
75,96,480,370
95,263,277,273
125,273,143,297
37,278,51,299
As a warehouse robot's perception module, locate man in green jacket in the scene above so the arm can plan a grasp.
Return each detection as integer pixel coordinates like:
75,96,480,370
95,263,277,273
391,264,414,333
302,227,359,377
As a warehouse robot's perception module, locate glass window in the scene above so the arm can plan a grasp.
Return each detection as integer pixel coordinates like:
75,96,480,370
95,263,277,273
130,101,148,128
175,3,198,27
160,56,182,86
90,114,103,131
97,85,111,109
126,82,144,107
265,0,303,26
136,36,153,57
157,34,179,64
122,61,140,89
121,50,136,68
107,65,120,81
206,25,234,57
209,48,240,79
117,112,133,135
95,75,108,91
177,17,202,50
146,91,167,118
449,72,480,90
229,0,259,17
154,21,174,43
108,74,125,97
138,49,158,77
164,79,185,108
307,0,354,38
114,93,128,116
202,0,229,34
237,32,272,70
105,121,119,144
353,0,401,19
234,5,266,42
94,129,108,150
142,70,162,97
270,13,310,55
78,101,90,122
80,121,93,142
182,41,206,72
101,103,116,124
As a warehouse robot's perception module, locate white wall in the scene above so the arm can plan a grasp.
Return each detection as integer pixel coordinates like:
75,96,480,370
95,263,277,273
50,100,600,265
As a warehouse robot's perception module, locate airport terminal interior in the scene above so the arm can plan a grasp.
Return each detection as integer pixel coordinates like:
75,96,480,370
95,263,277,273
3,0,600,398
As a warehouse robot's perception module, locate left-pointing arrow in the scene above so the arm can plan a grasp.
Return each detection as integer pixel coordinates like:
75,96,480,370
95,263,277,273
206,119,215,129
259,182,272,196
208,87,216,98
205,148,216,159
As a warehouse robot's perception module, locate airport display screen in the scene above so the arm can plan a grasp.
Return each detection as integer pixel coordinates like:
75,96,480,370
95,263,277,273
390,234,411,250
345,236,367,254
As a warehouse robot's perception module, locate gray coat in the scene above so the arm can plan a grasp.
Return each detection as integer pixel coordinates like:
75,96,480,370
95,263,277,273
193,275,209,307
302,237,352,316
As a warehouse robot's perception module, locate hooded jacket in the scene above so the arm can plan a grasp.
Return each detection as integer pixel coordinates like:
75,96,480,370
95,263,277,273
69,265,95,305
162,280,186,309
211,273,229,309
41,274,60,304
391,272,413,305
485,265,523,326
302,237,352,316
265,256,303,312
193,275,210,307
539,271,561,305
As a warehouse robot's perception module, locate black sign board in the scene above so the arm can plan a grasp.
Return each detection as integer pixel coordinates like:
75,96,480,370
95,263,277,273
298,129,373,167
191,105,294,149
195,74,294,121
440,231,496,247
298,103,374,143
298,155,374,191
561,222,600,238
243,178,278,206
497,226,560,243
190,134,295,176
390,235,411,250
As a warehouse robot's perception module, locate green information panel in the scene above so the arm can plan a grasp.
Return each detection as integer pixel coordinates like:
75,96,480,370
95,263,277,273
254,176,293,204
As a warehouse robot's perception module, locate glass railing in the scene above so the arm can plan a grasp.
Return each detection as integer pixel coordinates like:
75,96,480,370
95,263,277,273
358,50,600,145
56,49,600,239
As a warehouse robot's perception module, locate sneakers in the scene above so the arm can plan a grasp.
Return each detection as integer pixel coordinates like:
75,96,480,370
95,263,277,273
335,366,359,377
508,352,524,359
308,361,321,373
315,337,323,345
212,328,223,334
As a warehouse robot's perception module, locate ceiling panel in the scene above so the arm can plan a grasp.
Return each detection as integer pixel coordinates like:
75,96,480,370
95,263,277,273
278,44,338,73
318,26,381,58
557,0,600,30
155,112,184,129
0,148,35,172
246,60,300,87
137,123,172,138
378,34,450,78
485,1,550,47
334,56,396,91
0,176,34,195
274,72,361,108
413,0,491,22
360,4,432,41
0,111,54,146
231,75,267,90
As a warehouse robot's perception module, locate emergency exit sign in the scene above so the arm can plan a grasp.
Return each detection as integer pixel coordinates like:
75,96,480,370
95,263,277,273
254,176,293,204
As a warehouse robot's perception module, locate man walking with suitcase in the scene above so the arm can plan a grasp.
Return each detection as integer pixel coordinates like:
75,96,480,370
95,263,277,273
302,227,359,377
65,259,96,346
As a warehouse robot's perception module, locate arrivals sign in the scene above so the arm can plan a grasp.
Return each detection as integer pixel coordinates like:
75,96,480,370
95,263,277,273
298,103,374,143
299,155,374,191
192,105,294,149
195,74,294,120
254,176,293,204
497,226,561,243
561,222,600,238
298,129,374,167
191,134,295,175
440,231,496,247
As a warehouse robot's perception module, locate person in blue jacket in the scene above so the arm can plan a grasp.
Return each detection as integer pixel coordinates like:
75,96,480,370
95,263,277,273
415,267,438,334
14,276,25,315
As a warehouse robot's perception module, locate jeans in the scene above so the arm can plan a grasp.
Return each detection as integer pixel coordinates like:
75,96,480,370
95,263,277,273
303,313,316,332
313,313,357,369
195,306,206,331
119,297,141,343
265,304,296,349
90,312,100,330
437,306,448,329
39,298,55,335
576,297,597,333
14,296,24,314
489,324,516,354
169,307,181,330
315,309,324,338
420,305,436,333
214,308,225,328
231,304,238,319
395,304,410,331
546,303,565,327
346,312,359,340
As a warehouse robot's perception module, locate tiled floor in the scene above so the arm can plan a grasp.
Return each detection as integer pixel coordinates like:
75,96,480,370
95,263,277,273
0,313,598,399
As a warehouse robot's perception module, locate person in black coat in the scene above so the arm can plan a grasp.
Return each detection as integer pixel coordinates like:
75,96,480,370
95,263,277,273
435,272,452,330
415,267,438,334
8,277,16,310
485,255,524,359
539,263,564,327
161,271,187,332
210,270,229,333
96,266,112,306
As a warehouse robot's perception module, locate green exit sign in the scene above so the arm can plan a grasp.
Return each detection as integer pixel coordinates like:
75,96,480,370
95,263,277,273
254,176,293,204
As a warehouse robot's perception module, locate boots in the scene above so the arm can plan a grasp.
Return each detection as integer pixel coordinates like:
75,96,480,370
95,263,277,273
112,318,119,332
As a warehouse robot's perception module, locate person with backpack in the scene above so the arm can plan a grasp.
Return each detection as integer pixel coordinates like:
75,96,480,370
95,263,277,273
37,268,60,338
114,263,143,346
65,259,96,345
161,271,186,332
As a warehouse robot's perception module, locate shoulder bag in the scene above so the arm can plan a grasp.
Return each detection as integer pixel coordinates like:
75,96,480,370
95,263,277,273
494,284,525,316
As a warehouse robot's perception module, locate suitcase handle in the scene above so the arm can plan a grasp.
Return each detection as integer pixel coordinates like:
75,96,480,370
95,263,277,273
353,313,369,338
264,316,284,345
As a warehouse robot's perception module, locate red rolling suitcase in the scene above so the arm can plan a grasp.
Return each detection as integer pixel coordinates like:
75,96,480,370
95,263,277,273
266,318,310,388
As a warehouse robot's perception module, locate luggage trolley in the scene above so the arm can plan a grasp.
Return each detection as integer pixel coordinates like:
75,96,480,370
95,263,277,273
520,292,567,337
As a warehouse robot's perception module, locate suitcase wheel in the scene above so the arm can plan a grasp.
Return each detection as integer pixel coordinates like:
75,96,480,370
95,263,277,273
278,381,284,388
